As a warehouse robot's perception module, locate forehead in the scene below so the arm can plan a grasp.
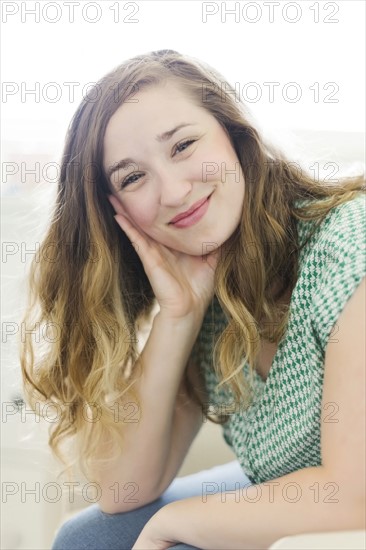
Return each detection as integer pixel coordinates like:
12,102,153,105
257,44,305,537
104,81,205,142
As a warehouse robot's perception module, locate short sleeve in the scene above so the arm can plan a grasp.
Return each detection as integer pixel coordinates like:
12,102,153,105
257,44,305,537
310,195,366,351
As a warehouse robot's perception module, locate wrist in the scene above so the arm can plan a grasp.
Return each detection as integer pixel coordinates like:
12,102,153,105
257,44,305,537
155,309,204,333
152,502,181,540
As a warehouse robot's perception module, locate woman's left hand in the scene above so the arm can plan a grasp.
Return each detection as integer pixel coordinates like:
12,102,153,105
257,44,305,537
131,507,179,550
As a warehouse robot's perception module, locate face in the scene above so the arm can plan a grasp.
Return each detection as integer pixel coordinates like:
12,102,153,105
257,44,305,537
103,80,245,256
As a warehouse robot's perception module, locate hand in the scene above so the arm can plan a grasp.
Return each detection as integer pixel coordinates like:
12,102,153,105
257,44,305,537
131,508,178,550
108,194,220,320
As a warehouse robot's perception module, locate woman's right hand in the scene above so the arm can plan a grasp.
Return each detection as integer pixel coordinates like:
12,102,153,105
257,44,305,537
108,194,220,321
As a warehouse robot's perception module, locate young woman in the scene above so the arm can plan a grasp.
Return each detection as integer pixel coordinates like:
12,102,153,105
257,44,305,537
20,50,365,550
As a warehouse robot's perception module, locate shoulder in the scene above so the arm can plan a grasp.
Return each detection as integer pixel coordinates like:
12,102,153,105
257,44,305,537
297,193,365,253
295,193,365,275
296,194,366,351
311,194,365,278
319,193,365,245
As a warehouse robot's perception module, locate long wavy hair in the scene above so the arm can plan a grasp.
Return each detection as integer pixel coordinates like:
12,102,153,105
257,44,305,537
19,49,365,481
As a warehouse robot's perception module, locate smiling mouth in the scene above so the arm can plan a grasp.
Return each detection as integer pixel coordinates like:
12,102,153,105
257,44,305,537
168,192,214,225
168,192,213,228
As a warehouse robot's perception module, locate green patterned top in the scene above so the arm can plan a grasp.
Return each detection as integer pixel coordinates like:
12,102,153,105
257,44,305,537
198,194,366,484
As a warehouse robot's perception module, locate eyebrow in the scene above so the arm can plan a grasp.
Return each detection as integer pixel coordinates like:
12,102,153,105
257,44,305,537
106,123,197,179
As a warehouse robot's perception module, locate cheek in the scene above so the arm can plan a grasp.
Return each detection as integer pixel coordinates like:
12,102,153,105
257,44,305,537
199,137,236,182
126,203,155,229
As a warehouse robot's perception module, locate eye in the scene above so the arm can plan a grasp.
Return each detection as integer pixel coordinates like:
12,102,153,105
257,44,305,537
120,172,144,188
173,139,196,155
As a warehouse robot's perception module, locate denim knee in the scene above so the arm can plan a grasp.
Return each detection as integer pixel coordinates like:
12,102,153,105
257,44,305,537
51,499,168,550
51,504,130,550
51,502,201,550
52,515,88,550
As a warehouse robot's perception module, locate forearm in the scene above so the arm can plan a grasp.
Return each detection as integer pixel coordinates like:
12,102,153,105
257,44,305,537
138,310,203,413
161,466,365,550
93,311,204,512
133,311,204,487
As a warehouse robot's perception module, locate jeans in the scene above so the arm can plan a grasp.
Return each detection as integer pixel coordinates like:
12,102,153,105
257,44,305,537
51,460,252,550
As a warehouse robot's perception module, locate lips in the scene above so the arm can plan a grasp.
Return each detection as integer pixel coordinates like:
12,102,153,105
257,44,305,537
169,194,212,224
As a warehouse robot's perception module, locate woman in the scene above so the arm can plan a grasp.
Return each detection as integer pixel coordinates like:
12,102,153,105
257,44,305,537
20,50,365,549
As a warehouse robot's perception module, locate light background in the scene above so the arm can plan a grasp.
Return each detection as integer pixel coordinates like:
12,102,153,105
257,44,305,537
2,0,365,144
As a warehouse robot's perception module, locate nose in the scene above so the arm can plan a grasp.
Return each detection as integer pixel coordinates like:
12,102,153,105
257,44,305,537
157,166,192,207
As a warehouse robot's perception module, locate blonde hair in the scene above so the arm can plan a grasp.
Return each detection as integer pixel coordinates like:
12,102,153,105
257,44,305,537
20,49,365,481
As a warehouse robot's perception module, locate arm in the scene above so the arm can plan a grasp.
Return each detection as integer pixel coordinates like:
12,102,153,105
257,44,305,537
97,193,219,514
94,310,206,514
155,465,365,550
132,277,366,549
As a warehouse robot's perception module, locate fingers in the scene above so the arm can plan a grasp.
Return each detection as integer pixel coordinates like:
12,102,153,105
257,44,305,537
108,194,128,217
108,194,137,229
107,194,152,260
108,193,135,236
